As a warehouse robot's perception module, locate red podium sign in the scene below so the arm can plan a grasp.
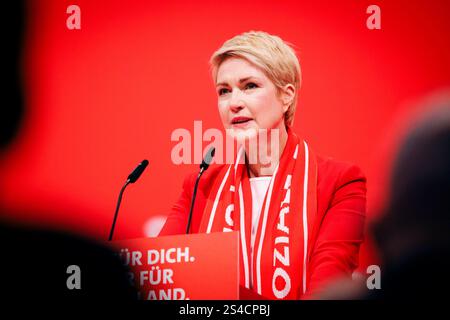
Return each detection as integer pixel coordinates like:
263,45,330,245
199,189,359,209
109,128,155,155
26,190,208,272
111,232,239,300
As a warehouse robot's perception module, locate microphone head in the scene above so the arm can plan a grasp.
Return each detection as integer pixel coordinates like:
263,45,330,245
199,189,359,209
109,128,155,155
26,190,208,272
200,147,216,171
127,159,149,183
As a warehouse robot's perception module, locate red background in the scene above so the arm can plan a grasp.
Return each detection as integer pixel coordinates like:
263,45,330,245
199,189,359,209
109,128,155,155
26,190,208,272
1,0,450,271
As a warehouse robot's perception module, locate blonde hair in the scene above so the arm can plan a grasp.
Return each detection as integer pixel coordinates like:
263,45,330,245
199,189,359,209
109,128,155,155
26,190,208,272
210,31,301,127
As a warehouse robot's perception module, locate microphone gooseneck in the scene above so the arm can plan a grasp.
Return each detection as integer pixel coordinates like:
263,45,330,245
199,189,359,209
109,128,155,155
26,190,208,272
108,180,130,241
109,159,149,241
186,147,215,234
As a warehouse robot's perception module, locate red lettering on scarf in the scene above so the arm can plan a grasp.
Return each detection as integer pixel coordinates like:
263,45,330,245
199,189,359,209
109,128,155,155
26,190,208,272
272,175,292,299
223,186,235,232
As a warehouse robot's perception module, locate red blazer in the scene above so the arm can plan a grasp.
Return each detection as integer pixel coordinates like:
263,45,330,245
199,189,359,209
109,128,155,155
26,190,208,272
159,156,367,298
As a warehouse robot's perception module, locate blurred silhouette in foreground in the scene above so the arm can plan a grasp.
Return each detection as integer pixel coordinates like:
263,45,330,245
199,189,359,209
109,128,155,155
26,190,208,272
0,2,137,301
318,92,450,299
370,94,450,299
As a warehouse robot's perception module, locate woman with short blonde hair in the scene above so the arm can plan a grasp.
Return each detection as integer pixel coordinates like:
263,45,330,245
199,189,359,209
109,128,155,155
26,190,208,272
160,31,366,300
210,31,301,127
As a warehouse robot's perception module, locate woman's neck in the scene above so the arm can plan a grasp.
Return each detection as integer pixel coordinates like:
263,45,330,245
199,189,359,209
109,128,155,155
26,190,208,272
246,125,288,178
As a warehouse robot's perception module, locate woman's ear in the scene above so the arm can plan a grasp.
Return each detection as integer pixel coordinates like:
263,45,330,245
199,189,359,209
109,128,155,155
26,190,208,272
280,84,295,113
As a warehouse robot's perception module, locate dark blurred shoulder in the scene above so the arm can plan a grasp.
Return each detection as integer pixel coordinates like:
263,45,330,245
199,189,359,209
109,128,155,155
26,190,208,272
0,219,137,301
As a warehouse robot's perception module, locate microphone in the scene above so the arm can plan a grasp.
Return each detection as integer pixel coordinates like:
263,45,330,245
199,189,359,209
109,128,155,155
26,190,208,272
127,159,149,183
108,159,149,241
186,147,215,234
